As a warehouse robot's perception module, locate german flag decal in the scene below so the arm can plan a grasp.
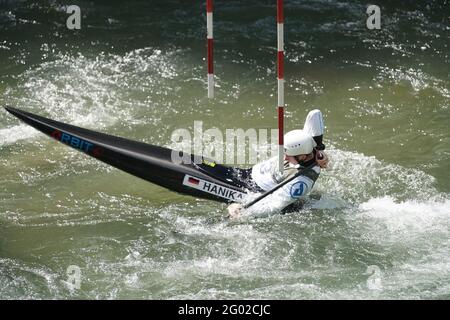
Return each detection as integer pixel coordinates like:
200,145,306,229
182,175,246,202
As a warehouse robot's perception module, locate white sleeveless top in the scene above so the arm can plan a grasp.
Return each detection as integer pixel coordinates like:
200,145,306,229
246,156,320,217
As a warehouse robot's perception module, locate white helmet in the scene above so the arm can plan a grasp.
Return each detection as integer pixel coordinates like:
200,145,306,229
284,129,317,156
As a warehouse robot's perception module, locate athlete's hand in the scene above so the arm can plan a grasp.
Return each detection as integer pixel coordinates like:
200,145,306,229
316,151,329,169
227,203,243,219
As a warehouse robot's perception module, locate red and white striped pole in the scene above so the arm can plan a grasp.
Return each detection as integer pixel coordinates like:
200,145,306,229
207,0,214,98
277,0,284,172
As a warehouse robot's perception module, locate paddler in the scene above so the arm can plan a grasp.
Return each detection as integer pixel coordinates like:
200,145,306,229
227,109,329,218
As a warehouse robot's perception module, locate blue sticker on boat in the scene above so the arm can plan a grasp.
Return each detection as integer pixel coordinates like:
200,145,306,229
290,181,308,198
51,129,100,155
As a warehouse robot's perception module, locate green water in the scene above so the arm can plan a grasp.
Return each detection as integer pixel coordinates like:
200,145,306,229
0,0,449,299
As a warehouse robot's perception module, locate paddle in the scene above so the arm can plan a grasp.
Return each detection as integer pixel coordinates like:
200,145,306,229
243,161,317,209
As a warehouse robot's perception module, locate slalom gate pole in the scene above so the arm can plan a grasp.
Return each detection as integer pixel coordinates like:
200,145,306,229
277,0,285,172
207,0,214,98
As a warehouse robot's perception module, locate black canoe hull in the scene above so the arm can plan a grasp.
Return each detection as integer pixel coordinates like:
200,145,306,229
4,107,248,203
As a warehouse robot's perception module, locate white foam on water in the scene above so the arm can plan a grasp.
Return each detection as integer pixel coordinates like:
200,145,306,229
1,47,181,147
0,258,62,299
317,145,438,203
358,196,450,234
349,195,450,257
159,210,270,278
0,124,37,145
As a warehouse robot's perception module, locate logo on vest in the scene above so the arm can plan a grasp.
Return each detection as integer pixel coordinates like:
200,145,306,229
290,181,308,198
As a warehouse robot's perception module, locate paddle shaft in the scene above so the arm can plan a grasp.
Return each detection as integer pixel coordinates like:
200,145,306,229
243,161,317,209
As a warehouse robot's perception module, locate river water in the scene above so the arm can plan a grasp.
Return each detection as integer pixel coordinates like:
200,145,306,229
0,0,449,299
